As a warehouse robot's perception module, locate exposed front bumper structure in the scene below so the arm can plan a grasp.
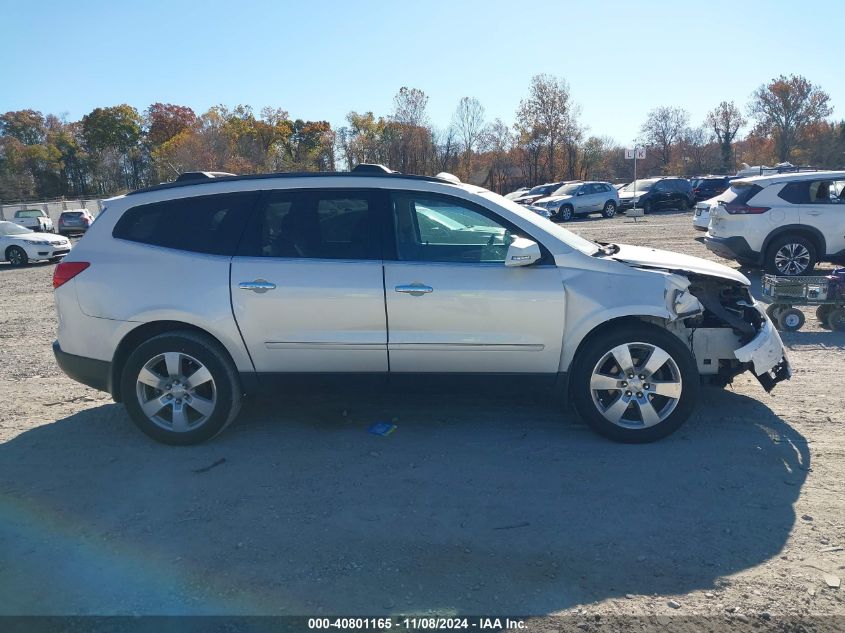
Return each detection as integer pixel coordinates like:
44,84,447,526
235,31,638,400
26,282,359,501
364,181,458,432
733,308,792,392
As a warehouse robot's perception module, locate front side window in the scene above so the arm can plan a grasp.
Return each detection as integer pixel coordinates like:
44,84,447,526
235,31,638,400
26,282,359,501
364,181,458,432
239,190,379,260
392,194,518,264
113,192,257,255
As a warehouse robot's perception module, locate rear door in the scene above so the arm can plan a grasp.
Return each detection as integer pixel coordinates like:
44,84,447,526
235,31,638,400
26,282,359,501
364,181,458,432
230,188,388,373
383,191,565,374
802,178,845,255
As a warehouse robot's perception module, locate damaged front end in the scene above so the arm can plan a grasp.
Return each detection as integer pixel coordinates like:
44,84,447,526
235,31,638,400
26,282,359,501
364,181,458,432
679,276,791,392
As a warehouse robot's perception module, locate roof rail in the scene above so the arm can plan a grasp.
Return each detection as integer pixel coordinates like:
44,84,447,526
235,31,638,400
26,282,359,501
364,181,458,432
175,171,237,182
127,168,462,196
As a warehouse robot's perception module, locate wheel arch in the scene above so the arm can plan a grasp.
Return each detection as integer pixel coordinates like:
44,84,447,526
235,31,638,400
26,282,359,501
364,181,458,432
762,224,826,259
111,320,240,403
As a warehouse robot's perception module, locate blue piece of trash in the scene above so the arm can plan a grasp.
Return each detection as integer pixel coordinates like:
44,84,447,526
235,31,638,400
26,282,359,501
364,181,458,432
368,422,397,436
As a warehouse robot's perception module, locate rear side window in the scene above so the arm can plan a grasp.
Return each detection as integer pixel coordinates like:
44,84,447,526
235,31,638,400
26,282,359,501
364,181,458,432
777,182,809,204
113,192,257,255
17,210,43,218
238,189,380,260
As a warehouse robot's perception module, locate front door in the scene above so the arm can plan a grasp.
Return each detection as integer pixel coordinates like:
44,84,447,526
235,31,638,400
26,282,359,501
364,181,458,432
383,192,566,374
230,188,388,373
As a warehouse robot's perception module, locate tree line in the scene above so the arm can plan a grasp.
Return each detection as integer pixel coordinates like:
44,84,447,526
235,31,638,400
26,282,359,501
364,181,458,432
1,73,842,202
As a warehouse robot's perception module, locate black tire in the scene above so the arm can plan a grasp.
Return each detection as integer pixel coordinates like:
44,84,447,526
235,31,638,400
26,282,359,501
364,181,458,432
641,200,653,214
816,305,834,325
5,246,28,267
777,308,805,332
827,308,845,331
121,331,242,445
764,235,817,276
602,201,617,218
570,323,700,443
557,205,574,222
765,303,786,322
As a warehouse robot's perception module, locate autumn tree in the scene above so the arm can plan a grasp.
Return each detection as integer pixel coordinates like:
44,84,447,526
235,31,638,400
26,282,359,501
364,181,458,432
640,106,689,170
515,74,575,180
706,101,745,172
748,74,832,162
82,104,144,192
145,103,197,148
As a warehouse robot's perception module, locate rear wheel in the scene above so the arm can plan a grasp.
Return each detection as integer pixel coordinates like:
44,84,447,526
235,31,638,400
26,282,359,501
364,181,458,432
571,324,699,443
602,201,617,218
6,246,28,267
121,331,242,445
816,305,834,325
764,235,816,276
765,303,786,321
827,308,845,331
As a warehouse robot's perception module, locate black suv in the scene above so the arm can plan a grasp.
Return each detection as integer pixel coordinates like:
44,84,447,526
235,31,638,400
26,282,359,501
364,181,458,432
512,181,566,206
690,176,732,202
618,177,694,212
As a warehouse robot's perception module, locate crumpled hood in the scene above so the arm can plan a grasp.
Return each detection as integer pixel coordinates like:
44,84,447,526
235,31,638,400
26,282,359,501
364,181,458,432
536,194,573,205
611,243,750,285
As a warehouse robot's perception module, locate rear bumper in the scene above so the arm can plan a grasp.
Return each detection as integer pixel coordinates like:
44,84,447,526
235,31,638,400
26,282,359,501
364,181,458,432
53,341,112,394
703,235,760,264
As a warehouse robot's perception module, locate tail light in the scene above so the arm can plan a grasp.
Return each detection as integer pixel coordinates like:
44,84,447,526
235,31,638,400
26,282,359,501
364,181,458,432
723,204,770,215
53,262,90,289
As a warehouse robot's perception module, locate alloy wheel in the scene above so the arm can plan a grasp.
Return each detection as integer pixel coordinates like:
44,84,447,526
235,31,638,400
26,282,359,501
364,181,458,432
135,351,217,432
774,243,811,275
589,342,682,429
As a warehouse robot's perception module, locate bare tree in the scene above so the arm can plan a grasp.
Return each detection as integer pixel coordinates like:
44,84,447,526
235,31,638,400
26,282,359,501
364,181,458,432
706,101,745,172
748,74,832,162
515,74,575,180
392,87,429,127
452,97,485,179
640,106,689,170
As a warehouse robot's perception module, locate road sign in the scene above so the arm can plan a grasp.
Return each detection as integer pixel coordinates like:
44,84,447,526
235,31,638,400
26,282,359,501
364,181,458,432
625,148,646,160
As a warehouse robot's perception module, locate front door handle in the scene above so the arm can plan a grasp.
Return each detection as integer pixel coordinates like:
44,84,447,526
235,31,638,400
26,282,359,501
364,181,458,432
239,279,276,293
395,283,433,296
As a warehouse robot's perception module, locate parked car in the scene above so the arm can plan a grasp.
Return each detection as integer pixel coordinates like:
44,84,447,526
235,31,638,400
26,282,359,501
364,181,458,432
13,209,54,233
504,187,529,200
618,178,694,212
535,181,620,220
613,183,628,190
0,221,71,266
691,176,733,202
692,201,713,231
58,209,95,236
53,165,790,446
705,171,845,275
511,182,566,206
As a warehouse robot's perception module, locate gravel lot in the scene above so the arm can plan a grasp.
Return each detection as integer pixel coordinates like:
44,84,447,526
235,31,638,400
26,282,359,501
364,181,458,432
0,210,842,629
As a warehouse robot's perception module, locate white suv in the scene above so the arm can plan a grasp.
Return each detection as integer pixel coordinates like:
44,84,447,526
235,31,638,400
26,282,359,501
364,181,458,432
52,166,790,445
705,171,845,275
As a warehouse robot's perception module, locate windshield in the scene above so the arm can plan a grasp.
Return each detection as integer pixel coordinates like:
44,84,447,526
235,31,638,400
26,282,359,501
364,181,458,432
553,183,581,196
622,179,657,192
526,184,552,196
478,190,600,256
0,221,33,236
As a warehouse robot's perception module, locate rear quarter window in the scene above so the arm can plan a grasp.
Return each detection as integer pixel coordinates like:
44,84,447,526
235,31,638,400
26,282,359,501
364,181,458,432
777,182,809,205
717,184,764,205
113,192,258,255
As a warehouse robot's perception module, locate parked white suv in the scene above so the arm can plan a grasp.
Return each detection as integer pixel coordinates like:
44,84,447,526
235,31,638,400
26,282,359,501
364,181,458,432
705,171,845,275
52,166,790,445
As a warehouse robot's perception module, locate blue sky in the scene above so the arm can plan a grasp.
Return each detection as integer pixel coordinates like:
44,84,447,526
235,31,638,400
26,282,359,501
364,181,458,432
1,0,843,145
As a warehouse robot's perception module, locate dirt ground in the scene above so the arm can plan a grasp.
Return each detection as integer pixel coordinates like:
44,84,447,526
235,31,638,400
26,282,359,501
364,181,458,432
0,210,842,630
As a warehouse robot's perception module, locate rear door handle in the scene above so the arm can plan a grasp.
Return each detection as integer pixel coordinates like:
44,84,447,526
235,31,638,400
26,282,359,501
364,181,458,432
395,284,433,295
239,279,276,293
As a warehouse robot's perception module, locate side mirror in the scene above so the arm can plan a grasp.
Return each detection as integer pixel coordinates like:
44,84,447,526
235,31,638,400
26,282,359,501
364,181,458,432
505,237,542,267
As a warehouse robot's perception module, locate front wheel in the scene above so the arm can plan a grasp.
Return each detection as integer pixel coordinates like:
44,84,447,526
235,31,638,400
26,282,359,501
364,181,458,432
6,246,28,267
641,200,653,214
556,205,574,222
571,324,699,443
121,331,242,445
602,201,617,218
